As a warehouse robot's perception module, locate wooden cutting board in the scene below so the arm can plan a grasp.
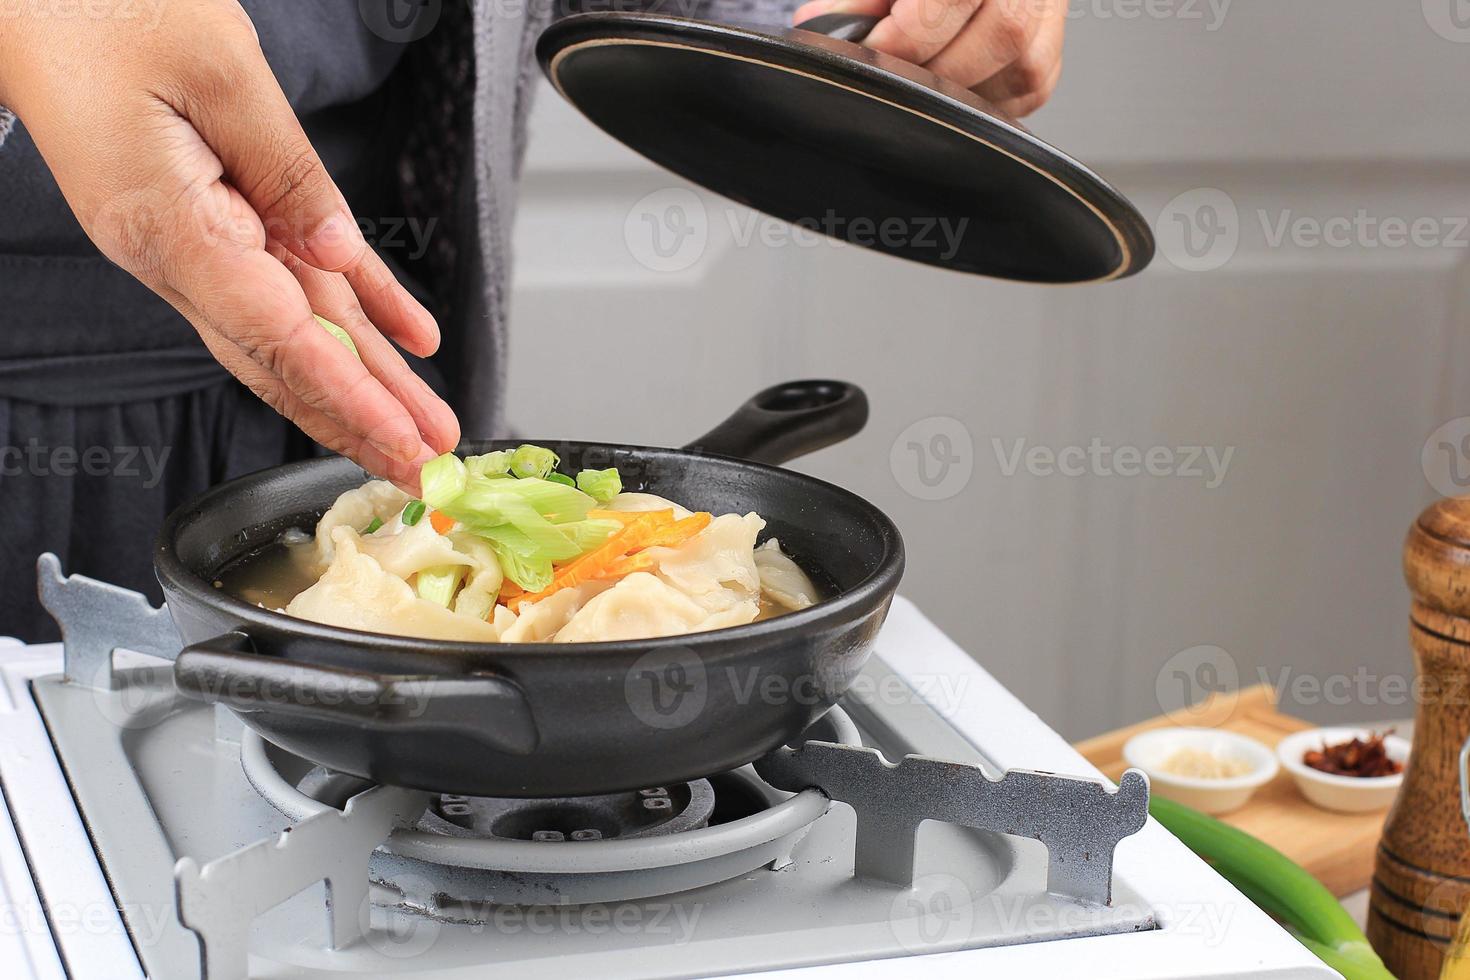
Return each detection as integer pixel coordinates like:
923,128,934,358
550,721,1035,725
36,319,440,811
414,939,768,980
1074,684,1389,897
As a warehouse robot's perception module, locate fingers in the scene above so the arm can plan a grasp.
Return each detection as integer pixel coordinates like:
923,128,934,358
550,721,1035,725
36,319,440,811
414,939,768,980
794,0,1066,117
80,102,442,482
269,242,461,455
343,249,442,358
160,180,430,466
866,0,986,67
917,0,1043,88
187,314,434,493
169,43,365,273
793,0,891,24
198,248,430,465
973,39,1064,117
159,15,440,353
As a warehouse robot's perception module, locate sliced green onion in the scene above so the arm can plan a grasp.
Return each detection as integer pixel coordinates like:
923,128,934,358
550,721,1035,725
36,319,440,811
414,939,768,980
492,547,554,592
562,517,622,553
415,565,464,607
409,449,621,591
458,522,538,558
420,453,467,509
1150,795,1393,979
315,315,359,359
463,514,582,563
465,451,511,478
438,476,596,559
454,588,494,622
498,477,595,523
576,467,622,503
509,444,559,480
363,517,383,535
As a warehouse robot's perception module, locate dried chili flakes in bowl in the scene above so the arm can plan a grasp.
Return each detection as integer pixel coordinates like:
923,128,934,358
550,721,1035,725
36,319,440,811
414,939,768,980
1302,731,1404,778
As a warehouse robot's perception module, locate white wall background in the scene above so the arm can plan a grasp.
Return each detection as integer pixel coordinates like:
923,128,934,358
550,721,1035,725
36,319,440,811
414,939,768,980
507,2,1470,740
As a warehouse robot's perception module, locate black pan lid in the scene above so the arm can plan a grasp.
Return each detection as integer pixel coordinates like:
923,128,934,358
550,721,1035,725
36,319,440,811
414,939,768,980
538,12,1154,284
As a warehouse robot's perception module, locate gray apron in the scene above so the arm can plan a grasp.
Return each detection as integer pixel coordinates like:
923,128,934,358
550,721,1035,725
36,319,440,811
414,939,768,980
0,3,426,640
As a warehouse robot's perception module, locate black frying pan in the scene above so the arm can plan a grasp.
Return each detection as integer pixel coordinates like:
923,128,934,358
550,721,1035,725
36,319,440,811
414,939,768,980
157,381,903,798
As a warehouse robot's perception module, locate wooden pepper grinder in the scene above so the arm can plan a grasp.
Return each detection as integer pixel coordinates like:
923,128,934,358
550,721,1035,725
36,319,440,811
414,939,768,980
1370,497,1470,977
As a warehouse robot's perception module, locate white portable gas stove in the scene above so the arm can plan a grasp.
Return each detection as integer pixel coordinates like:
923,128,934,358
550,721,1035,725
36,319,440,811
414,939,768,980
0,558,1329,979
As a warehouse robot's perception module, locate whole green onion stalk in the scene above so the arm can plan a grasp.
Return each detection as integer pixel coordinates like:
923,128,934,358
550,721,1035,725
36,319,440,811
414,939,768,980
1150,795,1393,979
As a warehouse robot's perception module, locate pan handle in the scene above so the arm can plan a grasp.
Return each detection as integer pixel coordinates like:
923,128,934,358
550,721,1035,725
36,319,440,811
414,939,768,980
793,13,881,43
686,380,869,465
173,632,539,755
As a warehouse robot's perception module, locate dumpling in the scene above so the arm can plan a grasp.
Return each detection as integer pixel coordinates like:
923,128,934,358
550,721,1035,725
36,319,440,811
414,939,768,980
647,513,765,613
287,527,501,641
554,572,758,643
313,480,410,569
753,539,819,611
357,519,470,579
491,604,518,633
446,532,505,620
498,580,613,643
605,492,695,521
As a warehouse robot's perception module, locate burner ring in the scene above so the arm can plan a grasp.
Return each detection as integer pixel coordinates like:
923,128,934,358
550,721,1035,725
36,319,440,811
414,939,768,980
416,779,717,841
242,708,858,877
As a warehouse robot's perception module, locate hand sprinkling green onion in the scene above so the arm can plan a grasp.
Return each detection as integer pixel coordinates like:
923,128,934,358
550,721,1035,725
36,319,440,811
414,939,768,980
402,500,426,526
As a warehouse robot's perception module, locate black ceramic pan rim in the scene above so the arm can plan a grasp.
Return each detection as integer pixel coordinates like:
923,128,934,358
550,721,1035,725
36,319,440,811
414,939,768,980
154,443,905,666
538,12,1155,284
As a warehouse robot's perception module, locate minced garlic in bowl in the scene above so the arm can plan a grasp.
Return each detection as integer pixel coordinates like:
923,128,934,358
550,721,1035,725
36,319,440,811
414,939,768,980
1159,746,1253,780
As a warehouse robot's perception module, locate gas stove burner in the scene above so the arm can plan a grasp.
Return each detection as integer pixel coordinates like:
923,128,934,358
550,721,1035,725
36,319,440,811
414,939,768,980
242,707,862,917
291,767,719,842
421,780,717,842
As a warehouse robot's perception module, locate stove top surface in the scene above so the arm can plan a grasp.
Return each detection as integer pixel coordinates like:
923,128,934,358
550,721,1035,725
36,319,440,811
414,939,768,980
0,595,1333,980
31,656,1154,978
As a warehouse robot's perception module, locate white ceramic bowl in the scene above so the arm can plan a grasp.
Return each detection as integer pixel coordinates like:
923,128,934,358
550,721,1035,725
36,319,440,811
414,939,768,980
1276,728,1409,813
1122,727,1279,815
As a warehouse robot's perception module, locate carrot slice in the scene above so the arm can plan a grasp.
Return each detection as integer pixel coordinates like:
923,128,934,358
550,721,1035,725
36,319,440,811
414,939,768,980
601,552,657,579
510,512,668,611
429,510,455,534
587,509,674,526
642,512,711,549
510,554,659,613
